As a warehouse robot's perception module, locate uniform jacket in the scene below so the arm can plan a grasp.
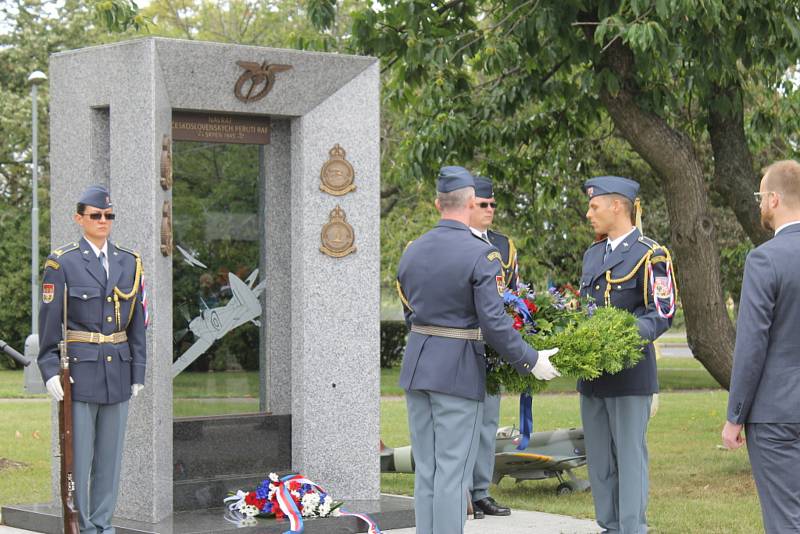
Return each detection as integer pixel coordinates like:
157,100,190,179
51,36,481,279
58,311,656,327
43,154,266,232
728,224,800,424
38,238,147,405
397,219,538,401
487,229,518,292
578,228,674,397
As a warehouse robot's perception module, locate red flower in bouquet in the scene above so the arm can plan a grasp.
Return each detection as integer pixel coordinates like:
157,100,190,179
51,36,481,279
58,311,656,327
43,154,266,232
512,316,524,330
244,491,266,510
524,299,538,314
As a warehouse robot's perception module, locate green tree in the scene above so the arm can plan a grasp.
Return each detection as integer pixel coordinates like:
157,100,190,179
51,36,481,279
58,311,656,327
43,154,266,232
351,0,800,387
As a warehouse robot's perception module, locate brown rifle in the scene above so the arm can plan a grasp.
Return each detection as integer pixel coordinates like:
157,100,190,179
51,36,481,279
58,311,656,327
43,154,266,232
58,284,79,534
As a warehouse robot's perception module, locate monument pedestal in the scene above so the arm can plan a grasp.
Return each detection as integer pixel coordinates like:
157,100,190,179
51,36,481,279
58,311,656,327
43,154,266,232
2,495,415,533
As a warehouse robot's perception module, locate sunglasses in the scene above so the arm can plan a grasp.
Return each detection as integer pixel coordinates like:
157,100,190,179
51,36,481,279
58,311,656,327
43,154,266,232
478,202,497,209
84,212,116,220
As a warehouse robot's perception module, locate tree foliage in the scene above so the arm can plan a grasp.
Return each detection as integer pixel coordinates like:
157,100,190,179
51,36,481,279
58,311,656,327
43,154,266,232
351,0,800,386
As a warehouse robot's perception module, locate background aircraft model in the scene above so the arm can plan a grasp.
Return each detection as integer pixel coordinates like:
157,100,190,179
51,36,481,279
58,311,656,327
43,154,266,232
380,426,590,495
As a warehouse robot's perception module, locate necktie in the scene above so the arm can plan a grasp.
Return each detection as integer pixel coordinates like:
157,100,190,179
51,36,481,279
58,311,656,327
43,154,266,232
99,251,108,284
603,242,612,263
482,232,489,242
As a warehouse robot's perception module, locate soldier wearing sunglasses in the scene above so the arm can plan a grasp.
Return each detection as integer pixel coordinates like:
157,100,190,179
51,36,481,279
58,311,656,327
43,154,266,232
468,176,518,519
38,184,147,534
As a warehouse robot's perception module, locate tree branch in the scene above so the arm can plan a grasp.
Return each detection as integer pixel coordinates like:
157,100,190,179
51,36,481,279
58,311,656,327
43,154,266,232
707,81,770,246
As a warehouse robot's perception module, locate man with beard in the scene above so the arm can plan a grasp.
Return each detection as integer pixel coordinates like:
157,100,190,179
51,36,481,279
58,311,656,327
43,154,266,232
722,160,800,533
468,176,516,519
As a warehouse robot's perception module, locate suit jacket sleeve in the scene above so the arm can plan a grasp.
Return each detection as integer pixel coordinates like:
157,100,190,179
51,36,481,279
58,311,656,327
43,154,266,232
127,273,147,385
472,253,538,373
635,246,675,341
727,248,776,424
37,260,65,383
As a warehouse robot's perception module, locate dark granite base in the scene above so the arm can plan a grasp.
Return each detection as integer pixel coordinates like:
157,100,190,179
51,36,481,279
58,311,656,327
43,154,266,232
2,495,415,533
173,413,292,511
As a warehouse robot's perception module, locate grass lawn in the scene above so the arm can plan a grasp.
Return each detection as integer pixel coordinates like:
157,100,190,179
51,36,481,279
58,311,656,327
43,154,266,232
381,391,762,534
0,366,760,533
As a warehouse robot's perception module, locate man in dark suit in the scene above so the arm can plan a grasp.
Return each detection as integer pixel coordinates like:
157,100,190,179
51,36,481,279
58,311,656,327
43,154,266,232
396,166,560,534
468,176,518,519
722,160,800,533
39,185,147,534
578,176,676,534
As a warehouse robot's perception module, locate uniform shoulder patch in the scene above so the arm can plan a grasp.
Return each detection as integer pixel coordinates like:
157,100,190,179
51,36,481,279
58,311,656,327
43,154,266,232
44,259,60,271
487,251,502,262
52,242,79,257
115,244,140,258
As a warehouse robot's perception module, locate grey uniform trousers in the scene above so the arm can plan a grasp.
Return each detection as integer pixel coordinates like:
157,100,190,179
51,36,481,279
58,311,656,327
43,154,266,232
580,394,651,534
471,392,501,501
745,423,800,533
406,389,483,534
73,400,129,534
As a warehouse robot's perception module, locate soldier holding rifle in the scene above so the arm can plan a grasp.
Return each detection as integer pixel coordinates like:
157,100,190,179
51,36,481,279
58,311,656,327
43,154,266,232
38,185,148,534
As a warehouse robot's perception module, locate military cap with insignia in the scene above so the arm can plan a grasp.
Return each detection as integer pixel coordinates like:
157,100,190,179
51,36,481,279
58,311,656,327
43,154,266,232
582,176,639,202
474,176,494,198
437,165,475,192
78,185,113,209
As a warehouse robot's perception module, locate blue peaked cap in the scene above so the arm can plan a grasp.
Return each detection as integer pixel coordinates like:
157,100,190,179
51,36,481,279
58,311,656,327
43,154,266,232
78,185,113,209
437,166,475,193
474,176,494,198
582,176,639,202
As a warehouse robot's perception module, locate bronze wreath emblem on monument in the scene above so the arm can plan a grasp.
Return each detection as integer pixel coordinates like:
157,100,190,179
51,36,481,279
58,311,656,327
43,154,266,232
320,205,356,258
234,61,293,103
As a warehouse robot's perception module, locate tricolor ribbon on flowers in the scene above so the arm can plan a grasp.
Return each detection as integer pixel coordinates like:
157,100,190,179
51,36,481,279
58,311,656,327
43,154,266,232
339,509,384,534
276,474,307,533
273,475,383,534
503,290,533,324
516,391,533,451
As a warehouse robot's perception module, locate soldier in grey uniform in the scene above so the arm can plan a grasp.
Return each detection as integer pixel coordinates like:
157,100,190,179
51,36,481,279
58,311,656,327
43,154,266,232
578,176,676,534
396,166,560,534
39,185,147,534
722,160,800,533
468,176,517,519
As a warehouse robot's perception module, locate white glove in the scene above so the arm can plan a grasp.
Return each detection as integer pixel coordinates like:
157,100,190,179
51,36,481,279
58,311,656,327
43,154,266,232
532,348,561,381
131,383,144,397
46,376,65,402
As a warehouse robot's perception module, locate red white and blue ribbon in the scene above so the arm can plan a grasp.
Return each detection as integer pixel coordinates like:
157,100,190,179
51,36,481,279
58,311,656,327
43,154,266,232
276,474,304,533
338,509,383,534
272,475,382,534
139,273,150,328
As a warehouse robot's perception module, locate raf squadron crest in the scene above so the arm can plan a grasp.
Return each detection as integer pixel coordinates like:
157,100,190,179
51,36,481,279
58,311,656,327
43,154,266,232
319,144,356,196
320,205,356,258
234,61,293,103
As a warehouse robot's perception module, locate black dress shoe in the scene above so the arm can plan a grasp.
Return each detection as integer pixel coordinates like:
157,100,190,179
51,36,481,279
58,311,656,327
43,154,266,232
473,497,511,516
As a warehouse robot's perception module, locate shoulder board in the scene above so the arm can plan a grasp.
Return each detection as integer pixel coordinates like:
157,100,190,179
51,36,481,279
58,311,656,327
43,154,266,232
404,240,414,251
487,251,502,262
52,242,79,257
488,229,508,240
637,235,661,251
114,244,140,258
588,239,606,250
